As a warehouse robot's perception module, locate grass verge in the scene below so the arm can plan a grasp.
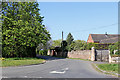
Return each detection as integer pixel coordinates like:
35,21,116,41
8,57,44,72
97,63,118,73
1,57,45,67
92,63,118,77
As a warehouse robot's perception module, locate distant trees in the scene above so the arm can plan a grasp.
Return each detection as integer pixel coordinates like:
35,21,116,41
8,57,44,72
71,40,87,50
51,34,117,53
65,33,88,51
66,40,87,51
2,2,51,57
66,33,74,45
51,39,62,48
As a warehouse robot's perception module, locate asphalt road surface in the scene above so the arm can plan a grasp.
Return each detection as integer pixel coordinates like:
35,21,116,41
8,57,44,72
2,57,116,78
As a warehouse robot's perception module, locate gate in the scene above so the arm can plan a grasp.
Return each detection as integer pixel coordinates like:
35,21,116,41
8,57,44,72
95,50,109,62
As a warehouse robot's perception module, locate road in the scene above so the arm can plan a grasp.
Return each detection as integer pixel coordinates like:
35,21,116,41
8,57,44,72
2,57,116,78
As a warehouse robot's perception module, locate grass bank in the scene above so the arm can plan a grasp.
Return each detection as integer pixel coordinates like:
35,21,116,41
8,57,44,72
1,57,45,67
96,63,118,73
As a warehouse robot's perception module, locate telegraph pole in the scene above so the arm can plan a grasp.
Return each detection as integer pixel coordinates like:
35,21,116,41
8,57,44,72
62,31,63,41
62,31,63,57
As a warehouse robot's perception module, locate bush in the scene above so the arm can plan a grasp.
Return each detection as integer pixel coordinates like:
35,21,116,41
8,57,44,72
66,45,72,51
39,50,48,55
109,42,119,55
115,50,120,55
55,47,62,52
0,57,5,60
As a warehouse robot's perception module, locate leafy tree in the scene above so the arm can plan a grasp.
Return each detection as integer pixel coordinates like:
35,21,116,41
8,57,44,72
52,39,62,47
2,2,51,57
66,40,87,51
70,40,87,51
66,33,74,45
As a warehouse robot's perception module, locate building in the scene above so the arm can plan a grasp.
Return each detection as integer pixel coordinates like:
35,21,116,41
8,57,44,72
87,33,119,49
87,33,118,44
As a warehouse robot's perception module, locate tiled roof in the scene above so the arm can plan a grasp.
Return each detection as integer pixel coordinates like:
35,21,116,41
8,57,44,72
100,37,118,43
91,34,119,43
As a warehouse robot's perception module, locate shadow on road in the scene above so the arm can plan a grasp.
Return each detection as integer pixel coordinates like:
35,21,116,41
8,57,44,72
37,55,65,61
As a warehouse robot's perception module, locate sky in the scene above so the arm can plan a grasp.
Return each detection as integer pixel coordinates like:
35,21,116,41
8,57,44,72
38,2,118,41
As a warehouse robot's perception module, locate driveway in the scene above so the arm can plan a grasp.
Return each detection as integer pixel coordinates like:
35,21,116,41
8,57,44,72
2,57,116,78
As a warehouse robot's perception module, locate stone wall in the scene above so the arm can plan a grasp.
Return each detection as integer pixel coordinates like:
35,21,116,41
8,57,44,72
109,54,120,63
68,50,92,60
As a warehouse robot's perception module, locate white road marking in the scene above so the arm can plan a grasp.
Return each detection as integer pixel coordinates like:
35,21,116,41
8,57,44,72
2,76,8,78
50,71,66,74
62,68,69,71
50,68,69,74
39,77,42,78
24,76,27,78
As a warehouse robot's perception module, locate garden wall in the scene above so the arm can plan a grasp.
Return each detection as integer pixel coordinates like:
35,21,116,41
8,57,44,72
109,54,120,63
68,50,92,60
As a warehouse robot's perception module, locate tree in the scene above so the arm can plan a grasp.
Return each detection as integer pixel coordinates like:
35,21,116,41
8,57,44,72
52,39,62,47
66,33,74,45
70,40,87,51
2,2,51,57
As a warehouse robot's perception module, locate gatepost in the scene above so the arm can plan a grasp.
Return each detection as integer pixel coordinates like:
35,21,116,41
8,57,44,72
91,47,95,61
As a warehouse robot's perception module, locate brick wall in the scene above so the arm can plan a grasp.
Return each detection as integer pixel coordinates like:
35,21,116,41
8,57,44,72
87,34,94,43
68,50,92,60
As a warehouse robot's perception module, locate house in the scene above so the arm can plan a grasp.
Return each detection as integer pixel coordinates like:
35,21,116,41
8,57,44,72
87,33,119,44
87,33,119,49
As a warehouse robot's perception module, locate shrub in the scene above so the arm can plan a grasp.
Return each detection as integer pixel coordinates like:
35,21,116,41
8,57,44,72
115,50,120,55
66,45,72,51
39,50,48,55
0,58,5,60
109,42,119,55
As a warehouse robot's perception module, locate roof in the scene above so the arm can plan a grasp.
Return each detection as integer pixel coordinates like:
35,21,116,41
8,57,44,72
90,34,119,43
100,37,118,43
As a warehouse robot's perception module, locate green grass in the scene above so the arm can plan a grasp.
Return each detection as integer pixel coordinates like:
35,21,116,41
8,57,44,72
68,58,90,61
1,57,45,67
97,64,118,73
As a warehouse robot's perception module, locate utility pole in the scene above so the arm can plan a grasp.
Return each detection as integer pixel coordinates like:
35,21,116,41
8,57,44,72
62,31,63,57
62,31,63,41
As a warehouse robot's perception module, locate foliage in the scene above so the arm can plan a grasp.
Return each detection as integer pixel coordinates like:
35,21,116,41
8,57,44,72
66,40,111,51
66,33,74,45
66,40,87,51
74,40,87,50
0,57,5,60
86,43,95,50
115,50,120,55
61,40,68,51
55,47,62,52
52,39,62,47
2,2,51,57
109,42,119,55
86,43,110,50
38,49,48,55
